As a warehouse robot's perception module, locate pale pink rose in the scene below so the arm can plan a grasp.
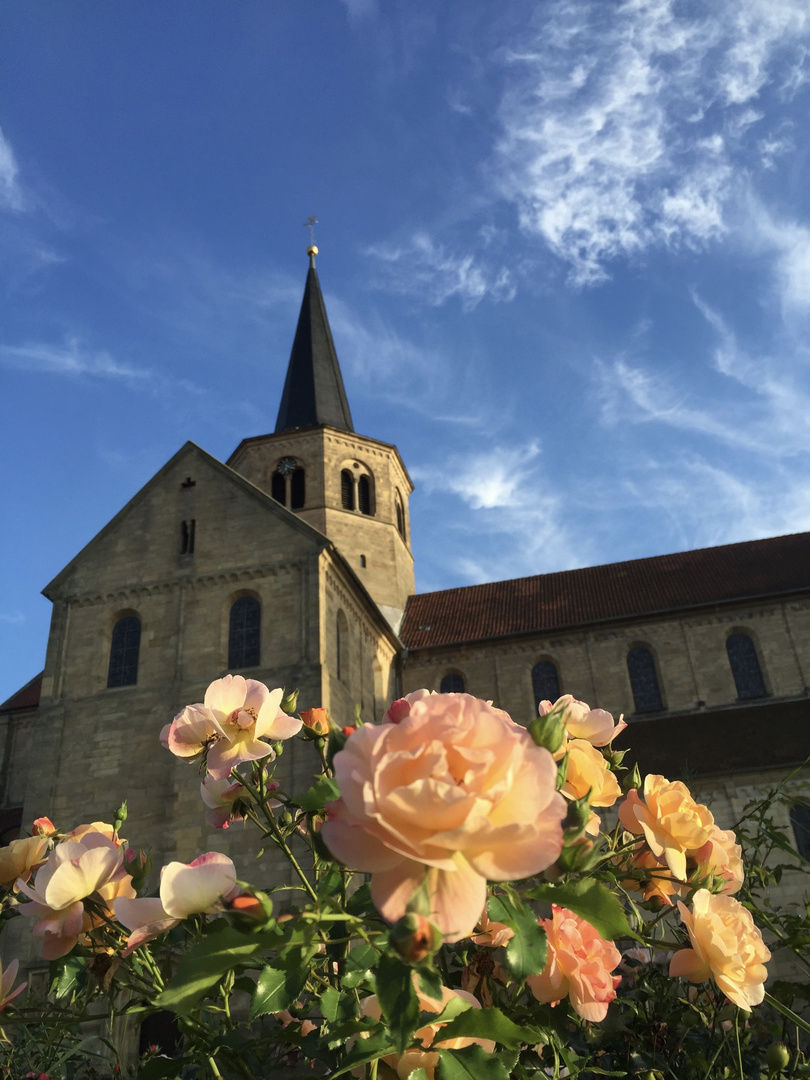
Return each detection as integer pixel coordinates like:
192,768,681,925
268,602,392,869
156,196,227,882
527,906,622,1022
691,825,744,895
618,775,714,882
0,835,49,888
539,695,627,746
669,889,770,1009
360,984,494,1080
0,958,26,1011
321,693,566,943
559,740,621,807
162,703,219,760
382,689,436,724
114,851,237,953
204,675,301,779
200,776,248,829
16,835,127,959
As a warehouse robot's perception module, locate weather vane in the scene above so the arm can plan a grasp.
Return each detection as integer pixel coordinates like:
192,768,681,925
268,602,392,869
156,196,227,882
304,216,318,245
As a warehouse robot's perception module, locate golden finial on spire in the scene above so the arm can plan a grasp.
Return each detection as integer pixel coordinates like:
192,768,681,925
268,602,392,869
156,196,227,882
304,217,319,265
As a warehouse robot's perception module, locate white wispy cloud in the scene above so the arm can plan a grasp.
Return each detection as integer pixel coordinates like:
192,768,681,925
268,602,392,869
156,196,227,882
0,339,151,381
495,0,810,284
0,612,25,626
0,127,24,212
365,232,515,311
412,441,591,584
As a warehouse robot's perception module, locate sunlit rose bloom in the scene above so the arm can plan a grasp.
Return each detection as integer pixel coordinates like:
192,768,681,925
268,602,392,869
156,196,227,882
527,906,622,1022
203,675,302,779
382,689,436,725
114,851,237,953
161,704,219,761
539,695,627,746
360,985,494,1080
559,740,621,807
618,775,714,882
67,822,124,847
0,835,49,888
322,692,565,943
200,776,248,829
16,834,127,959
0,958,26,1011
692,825,744,895
669,890,770,1009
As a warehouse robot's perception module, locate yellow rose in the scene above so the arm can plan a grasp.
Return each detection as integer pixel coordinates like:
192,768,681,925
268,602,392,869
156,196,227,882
560,740,621,807
618,775,714,881
669,889,770,1009
0,835,48,888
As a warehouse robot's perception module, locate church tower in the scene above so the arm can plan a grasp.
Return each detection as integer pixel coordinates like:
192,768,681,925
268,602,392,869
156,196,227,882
229,246,415,630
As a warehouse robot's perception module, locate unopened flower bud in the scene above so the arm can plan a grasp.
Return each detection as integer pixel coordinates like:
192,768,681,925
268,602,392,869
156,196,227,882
342,725,356,737
32,817,56,837
563,794,592,834
622,762,642,794
112,801,128,832
766,1042,790,1075
280,689,300,715
527,711,567,756
300,708,330,737
390,912,442,964
227,889,274,925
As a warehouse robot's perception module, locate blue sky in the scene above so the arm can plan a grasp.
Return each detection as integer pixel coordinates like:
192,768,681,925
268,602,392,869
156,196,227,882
3,0,810,702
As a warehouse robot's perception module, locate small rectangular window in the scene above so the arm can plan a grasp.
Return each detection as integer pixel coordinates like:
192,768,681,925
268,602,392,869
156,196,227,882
180,519,196,555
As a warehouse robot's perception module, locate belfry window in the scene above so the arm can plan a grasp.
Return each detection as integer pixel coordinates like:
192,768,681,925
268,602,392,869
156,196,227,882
228,596,261,670
336,610,350,682
532,660,560,710
272,458,304,510
358,474,372,515
108,615,141,688
726,633,767,699
341,470,355,510
395,493,405,539
440,673,465,693
627,646,663,713
180,519,195,555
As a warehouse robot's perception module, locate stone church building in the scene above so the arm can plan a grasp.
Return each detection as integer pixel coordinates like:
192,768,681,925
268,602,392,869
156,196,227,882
1,248,808,952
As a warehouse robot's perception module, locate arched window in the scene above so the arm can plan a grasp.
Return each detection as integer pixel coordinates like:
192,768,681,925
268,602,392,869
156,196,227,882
626,646,663,713
532,660,560,710
358,474,372,515
440,673,465,693
290,467,306,510
108,615,141,688
341,470,355,510
271,472,286,504
336,610,350,682
790,804,810,860
395,495,405,539
726,633,767,699
228,596,261,670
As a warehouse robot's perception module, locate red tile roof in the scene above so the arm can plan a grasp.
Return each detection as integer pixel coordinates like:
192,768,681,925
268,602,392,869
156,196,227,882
0,672,43,713
401,531,810,649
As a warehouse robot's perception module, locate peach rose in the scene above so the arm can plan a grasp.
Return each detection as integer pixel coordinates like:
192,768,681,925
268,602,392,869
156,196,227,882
300,707,331,736
559,740,621,807
691,825,744,895
618,775,714,882
621,842,681,906
322,692,566,942
360,984,494,1080
0,835,49,888
669,890,770,1009
539,695,627,746
527,906,622,1022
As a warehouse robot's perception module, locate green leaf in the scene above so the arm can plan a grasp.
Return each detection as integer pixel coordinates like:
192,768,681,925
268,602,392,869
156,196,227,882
488,894,547,982
417,966,444,1002
437,1044,510,1080
154,927,277,1015
250,961,309,1019
54,955,86,1001
436,1006,543,1050
345,881,373,917
294,775,340,812
320,985,341,1023
330,1028,396,1077
527,879,637,941
375,953,420,1055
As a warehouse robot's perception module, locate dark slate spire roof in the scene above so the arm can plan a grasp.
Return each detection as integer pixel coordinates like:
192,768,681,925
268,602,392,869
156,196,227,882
274,249,354,434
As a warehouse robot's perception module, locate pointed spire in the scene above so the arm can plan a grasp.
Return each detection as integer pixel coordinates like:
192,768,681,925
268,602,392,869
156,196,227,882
274,246,354,434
